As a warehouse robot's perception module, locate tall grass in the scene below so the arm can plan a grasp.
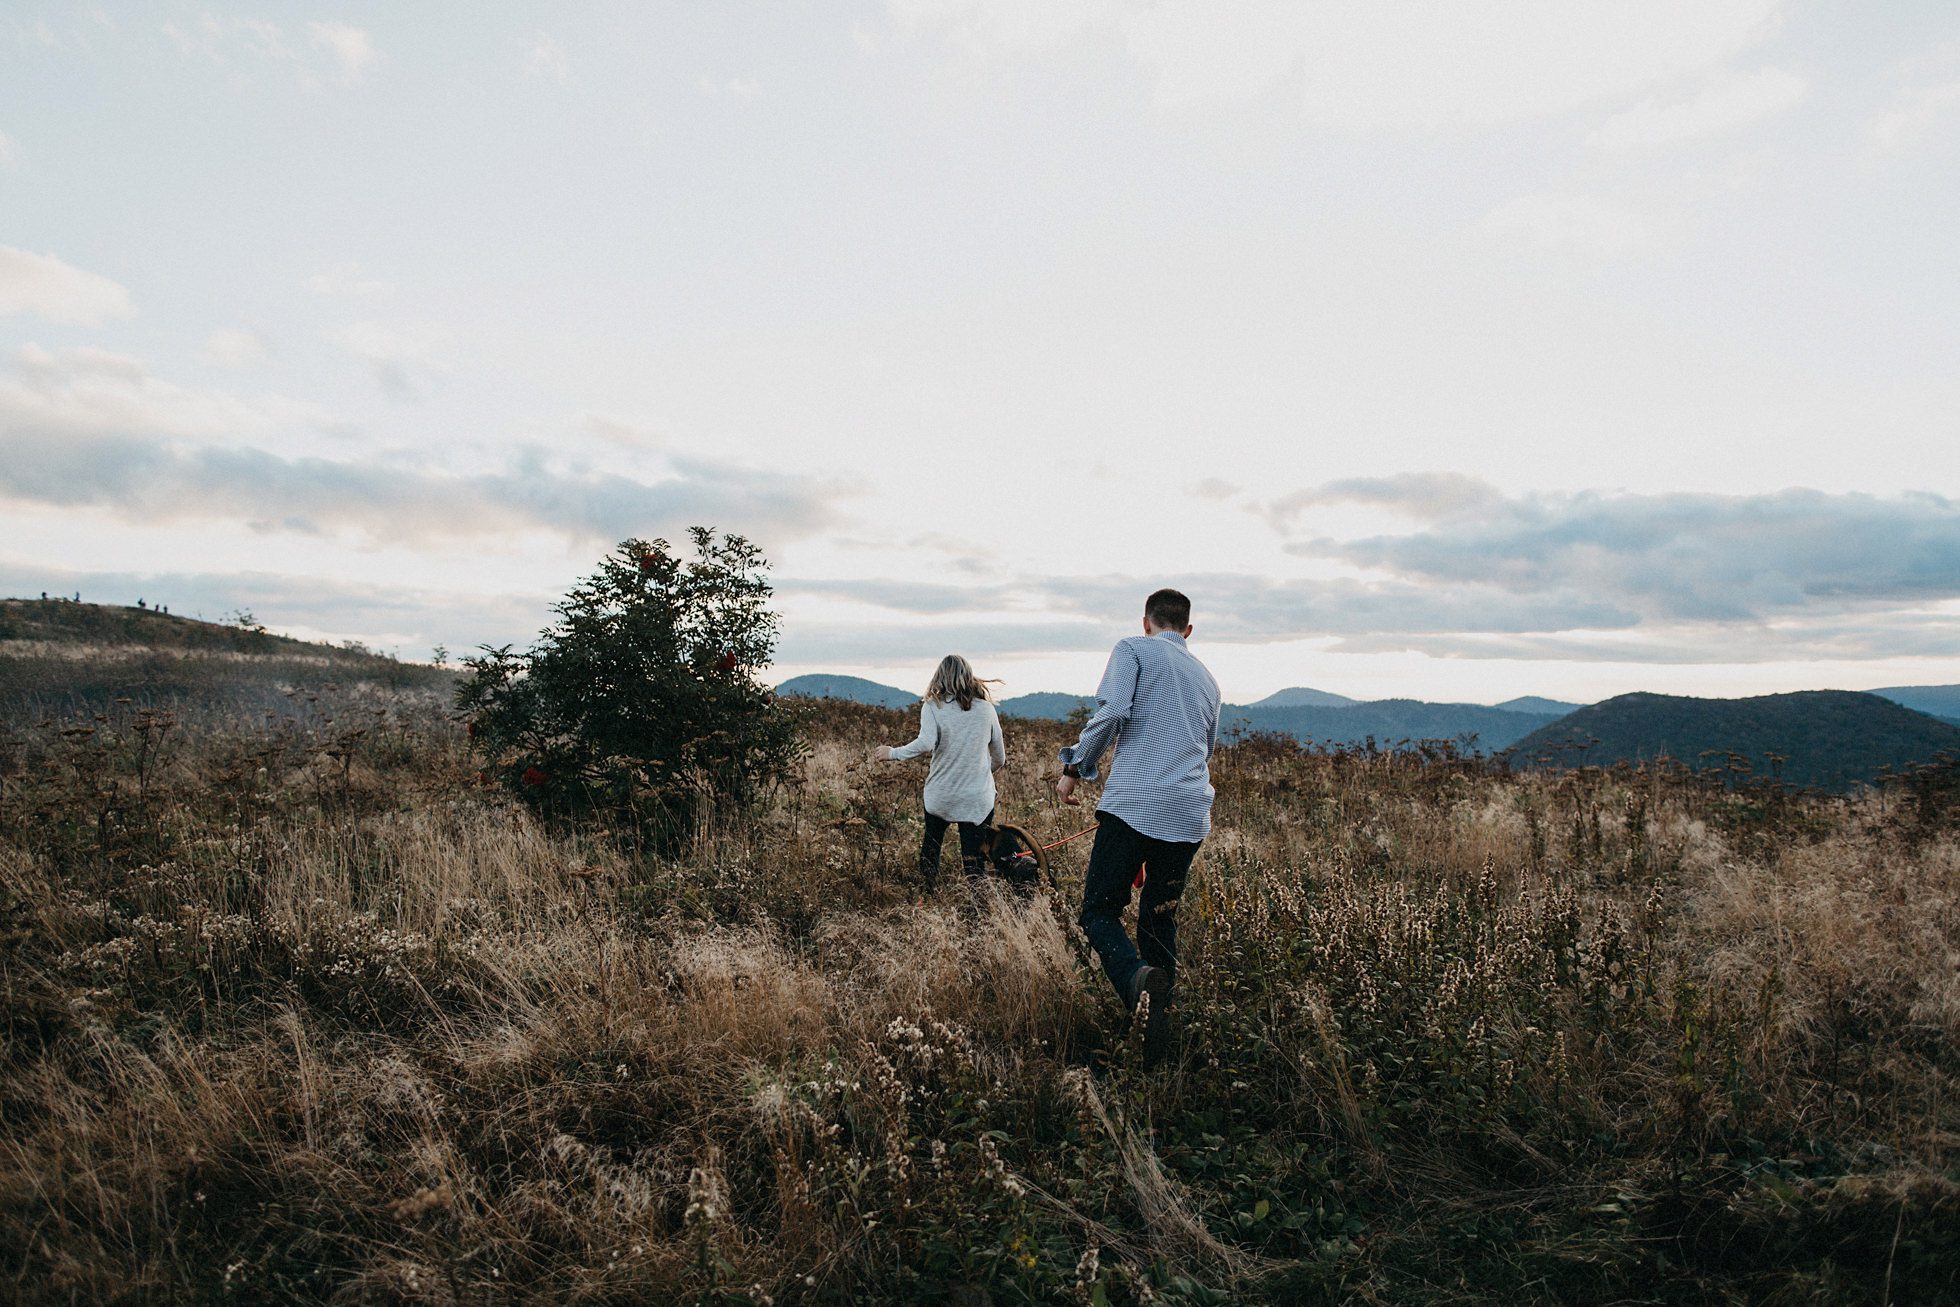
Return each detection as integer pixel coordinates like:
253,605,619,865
1,683,1956,1303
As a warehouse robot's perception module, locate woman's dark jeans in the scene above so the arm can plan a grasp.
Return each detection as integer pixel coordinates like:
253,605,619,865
1077,811,1200,1003
920,806,994,894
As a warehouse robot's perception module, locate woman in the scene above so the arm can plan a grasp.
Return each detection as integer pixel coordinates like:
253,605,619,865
871,654,1006,895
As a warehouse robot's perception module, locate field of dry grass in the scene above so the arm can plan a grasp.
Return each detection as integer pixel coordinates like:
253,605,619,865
2,669,1957,1303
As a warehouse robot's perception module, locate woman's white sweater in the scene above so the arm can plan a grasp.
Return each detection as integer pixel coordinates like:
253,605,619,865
888,696,1006,823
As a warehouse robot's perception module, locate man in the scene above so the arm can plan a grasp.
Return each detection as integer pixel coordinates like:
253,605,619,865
1057,587,1222,1066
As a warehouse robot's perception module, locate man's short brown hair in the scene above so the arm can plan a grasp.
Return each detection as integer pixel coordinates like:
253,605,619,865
1144,588,1191,630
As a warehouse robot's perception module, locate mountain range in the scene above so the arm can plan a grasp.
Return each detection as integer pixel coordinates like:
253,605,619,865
1504,690,1960,791
9,606,1952,792
777,674,1960,773
778,676,1570,753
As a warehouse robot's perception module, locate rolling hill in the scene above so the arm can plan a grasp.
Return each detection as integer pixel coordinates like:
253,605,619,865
990,691,1563,752
770,672,1566,751
1246,686,1360,709
1868,684,1960,727
1503,690,1960,791
774,674,916,709
1496,695,1583,715
996,692,1097,720
1225,699,1564,754
0,597,449,714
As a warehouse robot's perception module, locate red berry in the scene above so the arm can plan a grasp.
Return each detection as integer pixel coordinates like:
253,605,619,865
718,651,738,673
521,765,548,787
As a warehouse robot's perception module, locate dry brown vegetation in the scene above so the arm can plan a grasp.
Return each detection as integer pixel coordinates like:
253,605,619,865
2,673,1958,1304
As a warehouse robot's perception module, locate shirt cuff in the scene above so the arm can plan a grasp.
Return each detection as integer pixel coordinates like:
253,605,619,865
1057,744,1100,783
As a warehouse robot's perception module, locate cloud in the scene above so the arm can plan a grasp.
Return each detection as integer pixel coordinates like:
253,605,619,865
697,75,760,98
1325,612,1960,664
1483,192,1652,256
325,321,448,401
12,18,60,49
306,262,395,300
0,344,325,442
1268,478,1960,625
1589,65,1806,149
201,328,272,369
890,0,1790,131
162,16,374,89
0,344,847,547
789,569,1637,642
779,618,1109,665
0,561,552,656
1872,80,1960,153
0,426,849,549
525,34,569,82
1260,472,1503,530
306,22,375,84
782,577,1012,614
1189,477,1240,502
584,415,660,449
0,130,17,167
0,248,134,324
782,479,1960,666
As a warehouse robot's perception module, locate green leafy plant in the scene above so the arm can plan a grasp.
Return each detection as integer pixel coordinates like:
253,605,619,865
456,529,802,845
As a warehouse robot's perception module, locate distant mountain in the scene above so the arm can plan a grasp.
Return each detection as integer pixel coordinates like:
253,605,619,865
775,674,915,709
1246,686,1360,709
1496,695,1583,716
1868,684,1960,727
1504,690,1960,791
997,692,1097,720
1224,699,1563,755
771,671,1567,751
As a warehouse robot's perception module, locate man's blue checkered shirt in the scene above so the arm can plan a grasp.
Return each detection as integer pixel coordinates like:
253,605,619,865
1058,631,1223,844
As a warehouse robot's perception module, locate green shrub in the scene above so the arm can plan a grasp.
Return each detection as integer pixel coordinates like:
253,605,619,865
455,530,802,846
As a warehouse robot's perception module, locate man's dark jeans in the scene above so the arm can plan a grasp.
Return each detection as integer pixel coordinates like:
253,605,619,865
920,806,994,894
1077,811,1200,1003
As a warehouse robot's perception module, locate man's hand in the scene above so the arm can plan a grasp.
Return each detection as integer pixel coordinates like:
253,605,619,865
1056,774,1080,805
867,745,891,764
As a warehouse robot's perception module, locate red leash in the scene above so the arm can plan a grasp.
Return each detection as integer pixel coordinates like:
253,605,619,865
1015,820,1150,887
1033,822,1100,855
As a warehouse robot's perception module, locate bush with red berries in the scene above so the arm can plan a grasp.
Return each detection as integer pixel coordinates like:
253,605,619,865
456,529,802,846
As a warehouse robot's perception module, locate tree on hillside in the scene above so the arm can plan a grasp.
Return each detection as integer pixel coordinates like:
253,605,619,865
456,529,802,845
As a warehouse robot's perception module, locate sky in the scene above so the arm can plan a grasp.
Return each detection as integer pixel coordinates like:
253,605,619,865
3,1,1959,706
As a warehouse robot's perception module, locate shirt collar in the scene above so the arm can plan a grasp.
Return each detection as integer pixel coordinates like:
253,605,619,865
1151,629,1186,644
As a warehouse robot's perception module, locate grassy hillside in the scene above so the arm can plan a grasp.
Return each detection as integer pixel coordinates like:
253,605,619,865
3,651,1957,1302
0,597,450,718
1505,689,1960,790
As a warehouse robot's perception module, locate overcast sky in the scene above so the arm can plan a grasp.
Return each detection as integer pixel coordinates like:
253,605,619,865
3,1,1959,704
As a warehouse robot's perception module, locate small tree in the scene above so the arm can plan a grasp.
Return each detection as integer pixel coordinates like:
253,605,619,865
457,529,802,845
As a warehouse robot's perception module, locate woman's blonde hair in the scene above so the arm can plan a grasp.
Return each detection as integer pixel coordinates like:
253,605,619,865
925,654,998,711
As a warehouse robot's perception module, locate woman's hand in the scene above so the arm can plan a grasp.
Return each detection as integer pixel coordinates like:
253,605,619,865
867,745,892,764
1056,774,1080,805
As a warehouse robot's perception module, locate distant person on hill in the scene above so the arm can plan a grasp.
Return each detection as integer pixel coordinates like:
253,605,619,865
870,654,1007,899
1057,588,1222,1067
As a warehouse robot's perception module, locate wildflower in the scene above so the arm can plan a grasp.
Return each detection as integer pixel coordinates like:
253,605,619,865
521,766,547,787
718,650,738,673
465,720,478,740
